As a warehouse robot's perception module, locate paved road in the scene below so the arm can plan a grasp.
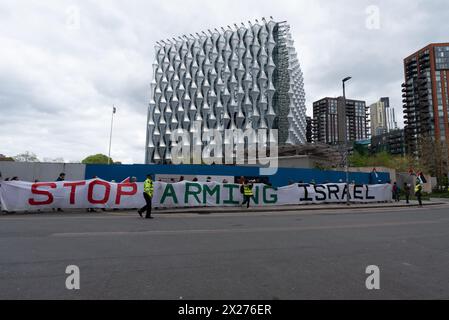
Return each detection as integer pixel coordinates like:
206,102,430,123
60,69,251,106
1,205,449,299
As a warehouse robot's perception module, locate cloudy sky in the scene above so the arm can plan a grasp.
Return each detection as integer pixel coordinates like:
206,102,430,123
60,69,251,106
0,0,447,163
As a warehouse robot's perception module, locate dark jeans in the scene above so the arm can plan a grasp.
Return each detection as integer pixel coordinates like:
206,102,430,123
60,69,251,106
416,192,422,206
405,193,410,203
139,192,152,218
242,195,253,208
393,192,400,202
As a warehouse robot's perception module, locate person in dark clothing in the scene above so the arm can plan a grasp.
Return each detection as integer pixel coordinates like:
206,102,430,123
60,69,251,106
403,182,411,204
392,182,400,202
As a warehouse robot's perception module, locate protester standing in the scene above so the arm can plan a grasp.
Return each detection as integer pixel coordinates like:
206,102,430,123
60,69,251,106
138,174,154,219
404,182,411,204
241,179,254,208
414,180,423,207
392,182,400,202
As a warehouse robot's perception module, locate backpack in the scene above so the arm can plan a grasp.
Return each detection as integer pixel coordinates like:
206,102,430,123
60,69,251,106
240,185,244,194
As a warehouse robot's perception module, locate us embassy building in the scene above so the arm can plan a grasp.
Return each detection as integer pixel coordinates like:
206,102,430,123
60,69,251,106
145,18,307,164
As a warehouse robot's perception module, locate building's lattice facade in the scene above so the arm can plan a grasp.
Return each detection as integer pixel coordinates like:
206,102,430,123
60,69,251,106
145,18,306,163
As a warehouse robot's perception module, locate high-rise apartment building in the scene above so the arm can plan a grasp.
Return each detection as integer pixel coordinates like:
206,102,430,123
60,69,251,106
312,97,369,145
370,129,405,156
402,43,449,156
145,18,307,164
370,97,398,137
306,116,313,143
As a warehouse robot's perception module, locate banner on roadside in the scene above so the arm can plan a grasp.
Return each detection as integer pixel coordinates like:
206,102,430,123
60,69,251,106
0,179,392,211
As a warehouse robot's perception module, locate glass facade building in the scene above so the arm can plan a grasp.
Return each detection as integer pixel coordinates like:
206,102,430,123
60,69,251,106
145,18,307,163
370,97,398,137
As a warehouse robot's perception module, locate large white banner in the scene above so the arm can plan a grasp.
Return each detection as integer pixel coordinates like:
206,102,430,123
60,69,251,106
0,179,392,212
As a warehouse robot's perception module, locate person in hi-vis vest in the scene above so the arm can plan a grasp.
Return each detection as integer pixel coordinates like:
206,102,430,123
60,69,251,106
138,174,154,219
414,179,423,207
241,179,254,208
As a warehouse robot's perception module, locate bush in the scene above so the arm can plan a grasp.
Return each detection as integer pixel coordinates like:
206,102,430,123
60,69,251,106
81,154,114,164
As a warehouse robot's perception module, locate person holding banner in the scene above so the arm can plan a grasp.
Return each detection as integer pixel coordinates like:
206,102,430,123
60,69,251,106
241,179,254,208
138,174,154,219
55,173,65,212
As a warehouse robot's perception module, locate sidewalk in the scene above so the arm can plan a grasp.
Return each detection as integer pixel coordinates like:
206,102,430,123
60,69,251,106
150,199,444,215
430,197,449,203
2,200,444,217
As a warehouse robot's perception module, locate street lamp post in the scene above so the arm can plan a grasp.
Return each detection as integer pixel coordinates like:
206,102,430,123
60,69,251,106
108,105,116,165
342,76,352,205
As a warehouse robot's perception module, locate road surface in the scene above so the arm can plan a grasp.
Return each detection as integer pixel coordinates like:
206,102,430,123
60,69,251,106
1,205,449,299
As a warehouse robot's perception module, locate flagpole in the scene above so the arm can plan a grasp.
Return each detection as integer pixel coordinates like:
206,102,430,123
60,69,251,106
108,105,115,165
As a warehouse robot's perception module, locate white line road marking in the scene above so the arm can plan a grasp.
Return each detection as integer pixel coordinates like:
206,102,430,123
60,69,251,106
402,262,412,266
51,219,449,237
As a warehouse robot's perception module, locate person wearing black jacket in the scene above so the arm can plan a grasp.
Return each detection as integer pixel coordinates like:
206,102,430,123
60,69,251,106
55,173,65,212
403,182,411,204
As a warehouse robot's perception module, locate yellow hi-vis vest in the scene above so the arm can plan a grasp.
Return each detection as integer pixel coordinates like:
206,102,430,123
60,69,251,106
414,184,422,193
144,178,154,197
243,185,253,196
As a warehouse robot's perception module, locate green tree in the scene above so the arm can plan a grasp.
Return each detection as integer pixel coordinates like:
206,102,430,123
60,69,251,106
349,151,422,173
0,154,15,161
81,154,115,164
418,135,449,186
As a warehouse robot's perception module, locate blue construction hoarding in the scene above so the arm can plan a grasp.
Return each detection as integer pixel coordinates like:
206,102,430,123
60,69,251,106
85,164,389,187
